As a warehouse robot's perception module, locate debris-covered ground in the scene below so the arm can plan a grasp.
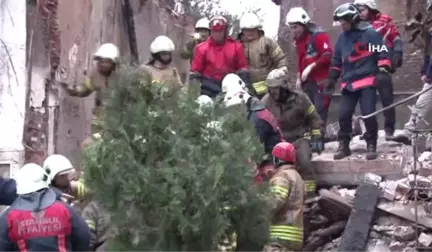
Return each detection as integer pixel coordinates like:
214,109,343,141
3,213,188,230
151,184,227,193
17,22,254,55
307,130,432,251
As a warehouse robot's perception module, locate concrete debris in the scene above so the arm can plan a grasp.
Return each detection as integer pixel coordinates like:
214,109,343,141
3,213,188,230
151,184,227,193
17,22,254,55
418,233,432,247
337,183,381,251
313,131,404,186
302,130,432,251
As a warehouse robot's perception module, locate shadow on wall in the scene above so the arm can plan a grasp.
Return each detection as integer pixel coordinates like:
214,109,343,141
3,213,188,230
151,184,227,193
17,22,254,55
52,0,193,170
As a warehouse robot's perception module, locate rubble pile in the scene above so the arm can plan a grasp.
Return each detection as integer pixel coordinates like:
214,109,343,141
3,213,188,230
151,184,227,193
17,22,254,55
306,131,432,251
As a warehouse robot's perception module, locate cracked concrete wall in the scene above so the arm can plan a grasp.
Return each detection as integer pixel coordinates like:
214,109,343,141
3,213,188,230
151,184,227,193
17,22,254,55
53,0,192,169
0,0,26,175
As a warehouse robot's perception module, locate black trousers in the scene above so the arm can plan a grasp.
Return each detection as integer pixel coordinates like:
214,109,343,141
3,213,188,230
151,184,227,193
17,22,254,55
286,137,316,194
338,87,378,144
302,81,329,124
376,72,395,134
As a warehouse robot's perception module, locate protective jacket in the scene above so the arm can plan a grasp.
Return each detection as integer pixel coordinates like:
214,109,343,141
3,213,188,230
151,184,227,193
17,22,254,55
0,177,17,205
421,26,432,79
191,37,248,95
242,35,287,95
262,91,322,141
139,64,183,89
0,188,90,251
82,200,114,251
295,31,332,83
370,13,402,51
330,22,392,91
180,38,206,61
247,97,283,154
64,69,110,134
268,164,304,250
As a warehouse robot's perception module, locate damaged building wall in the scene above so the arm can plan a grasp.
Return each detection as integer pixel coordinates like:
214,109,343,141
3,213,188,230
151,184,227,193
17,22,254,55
0,0,26,175
52,0,192,169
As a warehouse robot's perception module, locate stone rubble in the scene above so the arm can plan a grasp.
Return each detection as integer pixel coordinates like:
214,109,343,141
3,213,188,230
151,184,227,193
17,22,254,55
307,130,432,251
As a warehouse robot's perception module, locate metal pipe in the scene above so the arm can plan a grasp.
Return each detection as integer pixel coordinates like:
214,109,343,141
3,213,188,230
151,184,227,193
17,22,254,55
359,84,432,120
412,115,419,248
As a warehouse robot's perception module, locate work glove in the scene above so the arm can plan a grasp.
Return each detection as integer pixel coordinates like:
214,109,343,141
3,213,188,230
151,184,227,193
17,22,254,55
392,52,403,68
311,134,324,153
323,79,336,95
301,62,316,82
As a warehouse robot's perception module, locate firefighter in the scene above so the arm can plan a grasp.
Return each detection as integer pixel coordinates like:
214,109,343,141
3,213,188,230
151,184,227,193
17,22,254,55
391,13,432,145
326,3,392,160
82,200,114,251
222,73,283,154
354,0,403,139
0,163,90,251
286,7,333,128
60,43,118,142
258,142,304,252
0,176,74,206
140,35,183,89
263,69,323,197
238,13,287,99
43,154,90,203
180,17,210,61
190,16,250,98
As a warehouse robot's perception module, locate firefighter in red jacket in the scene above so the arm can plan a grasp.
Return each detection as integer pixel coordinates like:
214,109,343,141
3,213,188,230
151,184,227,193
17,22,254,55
354,0,403,140
190,16,250,98
286,7,333,128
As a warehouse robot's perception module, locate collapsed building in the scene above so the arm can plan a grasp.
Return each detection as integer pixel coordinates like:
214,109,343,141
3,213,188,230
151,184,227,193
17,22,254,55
308,126,432,251
2,0,432,250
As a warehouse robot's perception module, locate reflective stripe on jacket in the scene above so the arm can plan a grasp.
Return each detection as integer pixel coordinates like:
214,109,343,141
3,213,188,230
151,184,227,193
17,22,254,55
269,165,304,250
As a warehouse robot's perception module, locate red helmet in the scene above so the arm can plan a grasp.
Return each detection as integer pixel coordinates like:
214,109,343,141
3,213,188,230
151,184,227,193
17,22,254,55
272,142,296,165
210,16,227,31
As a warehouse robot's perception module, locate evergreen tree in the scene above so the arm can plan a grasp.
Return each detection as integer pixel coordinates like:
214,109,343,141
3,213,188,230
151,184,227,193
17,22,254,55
83,66,270,251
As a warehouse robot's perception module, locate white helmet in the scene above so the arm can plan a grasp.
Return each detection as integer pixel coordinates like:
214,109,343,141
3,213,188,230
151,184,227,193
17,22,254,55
43,154,74,181
16,163,49,195
353,0,377,10
93,43,119,62
195,18,210,30
196,95,214,108
222,73,247,93
150,36,175,54
239,13,262,30
222,74,251,107
285,7,311,25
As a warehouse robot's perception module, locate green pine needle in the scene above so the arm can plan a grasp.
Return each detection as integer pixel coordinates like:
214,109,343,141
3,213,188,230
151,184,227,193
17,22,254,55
83,65,271,251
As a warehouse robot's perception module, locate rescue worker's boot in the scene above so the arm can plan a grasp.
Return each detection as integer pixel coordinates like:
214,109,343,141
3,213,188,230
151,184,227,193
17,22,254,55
366,142,378,160
333,140,351,160
384,130,395,141
389,133,411,145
